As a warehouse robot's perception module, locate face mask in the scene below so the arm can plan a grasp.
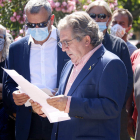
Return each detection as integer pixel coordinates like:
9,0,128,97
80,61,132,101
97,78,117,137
0,38,5,51
97,22,107,32
110,24,126,38
28,26,50,41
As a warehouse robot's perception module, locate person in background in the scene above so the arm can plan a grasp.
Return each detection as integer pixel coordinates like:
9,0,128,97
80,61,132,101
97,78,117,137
3,32,16,140
110,9,138,139
0,25,9,98
127,49,140,138
3,0,69,140
111,9,137,56
134,64,140,140
31,11,128,140
86,1,133,104
85,1,133,140
0,24,13,140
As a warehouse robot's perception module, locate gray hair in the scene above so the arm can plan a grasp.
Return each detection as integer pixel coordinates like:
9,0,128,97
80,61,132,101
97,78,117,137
25,0,52,15
86,1,112,17
6,33,14,44
57,11,103,48
0,24,10,61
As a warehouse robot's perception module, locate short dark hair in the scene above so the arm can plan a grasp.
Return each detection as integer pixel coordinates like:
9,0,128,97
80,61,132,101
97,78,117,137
112,9,133,26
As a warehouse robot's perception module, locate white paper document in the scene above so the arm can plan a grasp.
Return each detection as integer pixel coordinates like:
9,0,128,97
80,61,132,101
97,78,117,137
16,87,54,107
4,68,70,123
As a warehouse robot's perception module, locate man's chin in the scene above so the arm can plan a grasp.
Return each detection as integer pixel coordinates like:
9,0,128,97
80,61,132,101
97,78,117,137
70,58,75,63
68,54,77,64
71,59,78,65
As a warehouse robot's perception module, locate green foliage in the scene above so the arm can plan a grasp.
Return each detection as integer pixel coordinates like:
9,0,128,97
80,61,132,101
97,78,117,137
0,0,28,38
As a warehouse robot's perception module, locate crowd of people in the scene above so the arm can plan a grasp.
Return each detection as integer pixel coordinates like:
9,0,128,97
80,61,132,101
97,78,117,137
0,0,140,140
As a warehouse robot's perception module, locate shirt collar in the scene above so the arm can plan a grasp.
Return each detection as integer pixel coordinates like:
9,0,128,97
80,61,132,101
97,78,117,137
28,34,34,45
28,25,57,45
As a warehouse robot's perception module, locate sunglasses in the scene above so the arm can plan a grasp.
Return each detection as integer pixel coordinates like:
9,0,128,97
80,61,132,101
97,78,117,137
89,13,107,19
26,15,51,28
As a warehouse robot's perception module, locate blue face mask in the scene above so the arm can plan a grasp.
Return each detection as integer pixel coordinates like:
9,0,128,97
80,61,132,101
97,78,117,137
97,22,107,32
28,26,50,41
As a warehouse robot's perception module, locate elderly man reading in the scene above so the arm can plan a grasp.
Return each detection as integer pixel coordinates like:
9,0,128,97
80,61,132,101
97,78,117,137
31,11,128,140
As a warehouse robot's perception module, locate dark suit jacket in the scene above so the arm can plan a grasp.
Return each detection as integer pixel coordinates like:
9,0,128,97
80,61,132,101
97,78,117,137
134,64,140,140
103,32,133,103
51,45,128,140
3,35,69,140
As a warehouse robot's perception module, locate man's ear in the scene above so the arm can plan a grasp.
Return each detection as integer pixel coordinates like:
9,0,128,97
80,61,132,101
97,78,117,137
85,35,91,46
126,25,132,33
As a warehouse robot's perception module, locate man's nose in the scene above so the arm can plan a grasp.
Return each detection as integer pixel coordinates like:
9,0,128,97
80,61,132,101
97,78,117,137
62,44,68,52
34,23,40,28
62,45,66,52
36,24,39,28
95,16,100,22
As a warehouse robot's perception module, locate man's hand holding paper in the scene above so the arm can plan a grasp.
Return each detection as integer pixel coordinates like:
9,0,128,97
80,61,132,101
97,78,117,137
30,99,46,118
47,95,68,111
13,90,30,106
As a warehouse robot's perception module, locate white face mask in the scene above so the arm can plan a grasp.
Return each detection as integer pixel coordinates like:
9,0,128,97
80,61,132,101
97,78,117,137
96,18,109,32
110,24,126,38
0,38,5,51
97,22,107,32
28,26,50,41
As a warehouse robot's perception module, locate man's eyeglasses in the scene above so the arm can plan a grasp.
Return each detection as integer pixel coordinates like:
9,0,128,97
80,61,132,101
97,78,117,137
89,13,107,20
58,37,77,48
26,15,51,28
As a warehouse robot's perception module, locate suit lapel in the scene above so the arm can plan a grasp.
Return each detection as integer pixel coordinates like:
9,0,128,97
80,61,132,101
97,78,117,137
23,37,31,82
59,61,73,95
67,45,105,96
57,46,64,87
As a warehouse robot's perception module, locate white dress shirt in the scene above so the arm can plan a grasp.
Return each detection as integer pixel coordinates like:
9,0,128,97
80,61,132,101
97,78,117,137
28,25,57,91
